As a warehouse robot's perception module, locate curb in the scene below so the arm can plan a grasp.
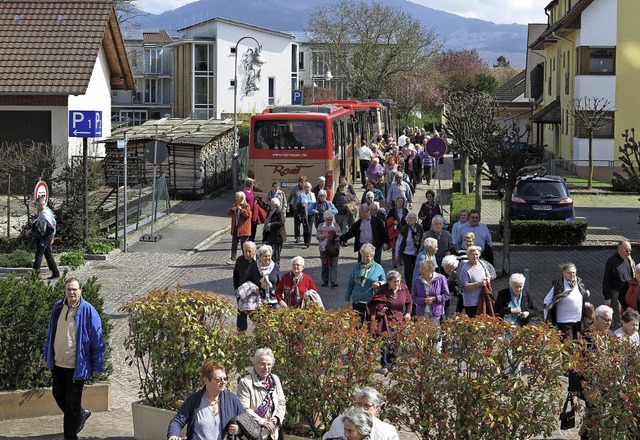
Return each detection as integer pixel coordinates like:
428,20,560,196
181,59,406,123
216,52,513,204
187,225,232,254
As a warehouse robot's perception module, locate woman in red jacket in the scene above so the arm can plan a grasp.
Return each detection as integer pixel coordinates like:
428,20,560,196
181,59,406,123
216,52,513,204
276,256,318,308
227,191,252,265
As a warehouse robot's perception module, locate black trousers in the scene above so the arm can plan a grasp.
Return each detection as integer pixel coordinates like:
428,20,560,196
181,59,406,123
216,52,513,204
52,366,84,440
359,159,371,187
34,241,59,276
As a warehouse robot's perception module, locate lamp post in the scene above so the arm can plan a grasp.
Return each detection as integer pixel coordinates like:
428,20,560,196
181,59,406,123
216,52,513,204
232,36,266,191
311,60,332,103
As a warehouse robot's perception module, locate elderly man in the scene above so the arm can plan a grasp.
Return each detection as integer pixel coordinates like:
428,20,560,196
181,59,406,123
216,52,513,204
43,277,104,440
455,209,493,264
233,241,256,331
357,142,374,188
340,204,389,264
423,215,453,266
386,172,413,209
31,195,60,279
602,241,635,328
312,175,331,200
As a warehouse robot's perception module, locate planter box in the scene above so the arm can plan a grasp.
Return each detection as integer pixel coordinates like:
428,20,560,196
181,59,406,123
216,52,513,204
0,381,111,420
132,400,185,440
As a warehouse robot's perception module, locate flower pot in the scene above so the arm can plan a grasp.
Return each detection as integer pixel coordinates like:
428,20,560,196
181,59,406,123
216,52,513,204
131,400,184,440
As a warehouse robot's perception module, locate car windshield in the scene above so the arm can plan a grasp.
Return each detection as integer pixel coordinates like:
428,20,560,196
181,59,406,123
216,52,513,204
517,181,568,199
254,120,326,150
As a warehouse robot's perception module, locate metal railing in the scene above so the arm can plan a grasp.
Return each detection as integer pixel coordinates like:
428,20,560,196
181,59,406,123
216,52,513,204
545,159,615,183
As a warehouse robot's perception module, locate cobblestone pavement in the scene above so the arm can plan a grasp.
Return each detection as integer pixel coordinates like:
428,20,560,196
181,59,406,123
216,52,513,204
5,159,638,439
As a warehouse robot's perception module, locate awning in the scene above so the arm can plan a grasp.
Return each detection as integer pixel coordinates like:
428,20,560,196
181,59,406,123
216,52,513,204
531,98,561,124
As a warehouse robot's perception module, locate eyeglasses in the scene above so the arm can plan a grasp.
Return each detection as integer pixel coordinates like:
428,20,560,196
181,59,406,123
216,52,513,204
598,316,612,323
356,402,375,410
212,377,228,383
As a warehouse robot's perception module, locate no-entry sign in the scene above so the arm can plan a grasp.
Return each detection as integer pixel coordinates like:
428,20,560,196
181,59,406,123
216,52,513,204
426,137,447,159
34,180,49,203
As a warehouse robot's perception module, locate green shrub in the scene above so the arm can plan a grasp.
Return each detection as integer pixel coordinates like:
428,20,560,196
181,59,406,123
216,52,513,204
500,219,588,245
60,251,86,269
386,315,567,439
452,170,474,193
0,249,34,267
121,287,237,410
450,193,476,223
236,307,381,437
87,240,116,254
0,272,111,390
0,236,29,253
611,172,639,193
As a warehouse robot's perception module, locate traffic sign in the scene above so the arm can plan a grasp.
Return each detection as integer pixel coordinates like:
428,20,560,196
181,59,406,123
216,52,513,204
144,140,168,165
292,89,303,105
69,110,102,138
34,180,49,203
426,137,447,159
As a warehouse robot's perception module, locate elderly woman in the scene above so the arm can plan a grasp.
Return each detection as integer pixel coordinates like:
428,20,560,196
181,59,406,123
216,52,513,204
323,387,398,440
361,181,385,205
245,245,280,308
614,309,640,345
441,254,462,316
345,243,386,324
333,180,358,234
242,178,259,242
456,232,476,264
168,360,244,440
543,262,591,340
459,245,495,318
412,237,439,283
263,198,286,264
411,258,450,323
367,270,413,370
227,191,252,265
313,189,338,227
365,157,383,183
495,273,531,326
296,182,317,248
275,256,317,308
451,209,469,244
384,155,398,184
387,195,409,269
343,407,373,440
317,210,342,287
395,212,423,291
237,348,286,440
418,189,442,231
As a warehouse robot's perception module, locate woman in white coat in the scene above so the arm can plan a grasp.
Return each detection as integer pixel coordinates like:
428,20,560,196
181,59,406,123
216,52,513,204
237,348,287,440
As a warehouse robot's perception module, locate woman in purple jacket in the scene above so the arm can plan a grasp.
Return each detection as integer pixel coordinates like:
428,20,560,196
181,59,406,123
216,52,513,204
411,258,450,323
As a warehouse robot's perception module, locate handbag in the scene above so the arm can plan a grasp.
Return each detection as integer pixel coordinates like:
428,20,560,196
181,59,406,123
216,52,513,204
559,393,576,430
234,412,264,440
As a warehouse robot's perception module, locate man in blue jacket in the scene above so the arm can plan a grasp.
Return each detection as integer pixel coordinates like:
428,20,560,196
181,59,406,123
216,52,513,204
43,277,104,440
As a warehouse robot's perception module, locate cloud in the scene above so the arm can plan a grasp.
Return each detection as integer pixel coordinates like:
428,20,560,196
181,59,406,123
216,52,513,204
409,0,549,24
136,0,199,14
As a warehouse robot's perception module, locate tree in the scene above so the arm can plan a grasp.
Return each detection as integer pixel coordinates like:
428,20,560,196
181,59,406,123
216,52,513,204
494,55,511,68
306,0,441,101
570,97,614,189
434,48,489,93
474,73,499,93
616,128,640,193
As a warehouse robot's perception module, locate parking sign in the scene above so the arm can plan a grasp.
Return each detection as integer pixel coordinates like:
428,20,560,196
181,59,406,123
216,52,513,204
69,110,102,138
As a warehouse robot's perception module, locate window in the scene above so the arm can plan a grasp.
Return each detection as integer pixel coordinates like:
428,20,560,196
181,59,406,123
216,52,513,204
194,44,214,73
253,120,326,150
144,78,162,103
118,110,147,126
577,47,616,74
291,45,298,73
298,51,305,70
145,48,160,74
574,111,615,138
268,77,275,106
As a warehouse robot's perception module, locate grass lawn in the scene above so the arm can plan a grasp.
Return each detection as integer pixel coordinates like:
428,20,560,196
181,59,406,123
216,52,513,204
563,176,611,188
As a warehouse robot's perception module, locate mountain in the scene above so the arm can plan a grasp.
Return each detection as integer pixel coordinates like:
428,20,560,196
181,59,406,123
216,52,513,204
133,0,529,67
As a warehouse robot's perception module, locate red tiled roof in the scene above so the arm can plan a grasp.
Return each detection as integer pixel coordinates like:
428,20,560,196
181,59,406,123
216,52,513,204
0,0,134,94
143,30,173,44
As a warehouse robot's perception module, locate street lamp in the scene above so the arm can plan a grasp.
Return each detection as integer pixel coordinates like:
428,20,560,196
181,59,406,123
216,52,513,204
232,36,265,191
311,60,332,103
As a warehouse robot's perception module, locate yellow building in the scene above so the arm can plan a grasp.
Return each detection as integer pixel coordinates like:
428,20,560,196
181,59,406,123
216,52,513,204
530,0,640,182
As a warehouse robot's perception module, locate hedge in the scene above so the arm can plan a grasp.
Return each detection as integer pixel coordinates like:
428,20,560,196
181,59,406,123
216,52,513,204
0,272,111,391
452,169,474,193
450,192,476,223
500,219,588,245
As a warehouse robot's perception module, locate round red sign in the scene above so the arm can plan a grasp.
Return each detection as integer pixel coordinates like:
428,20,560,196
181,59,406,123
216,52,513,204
34,180,49,203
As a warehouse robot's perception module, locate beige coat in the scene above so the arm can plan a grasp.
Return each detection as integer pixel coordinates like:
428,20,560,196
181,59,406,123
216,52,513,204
237,370,287,440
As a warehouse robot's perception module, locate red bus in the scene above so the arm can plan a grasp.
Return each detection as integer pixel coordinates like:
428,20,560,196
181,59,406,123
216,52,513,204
311,99,393,144
249,104,356,196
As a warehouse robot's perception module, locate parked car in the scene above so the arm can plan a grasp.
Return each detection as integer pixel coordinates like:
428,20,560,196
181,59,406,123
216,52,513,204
510,175,575,221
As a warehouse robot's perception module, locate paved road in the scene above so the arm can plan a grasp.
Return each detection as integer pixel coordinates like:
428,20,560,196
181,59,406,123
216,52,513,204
4,159,638,439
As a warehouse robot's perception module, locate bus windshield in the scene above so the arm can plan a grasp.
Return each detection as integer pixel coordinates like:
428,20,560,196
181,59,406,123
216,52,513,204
253,120,326,150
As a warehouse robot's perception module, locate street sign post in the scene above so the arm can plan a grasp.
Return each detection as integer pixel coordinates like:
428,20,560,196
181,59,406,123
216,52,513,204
68,110,102,138
426,137,447,159
34,180,49,203
292,89,303,105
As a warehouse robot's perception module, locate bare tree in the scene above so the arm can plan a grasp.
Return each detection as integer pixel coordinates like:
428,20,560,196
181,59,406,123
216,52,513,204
617,128,640,193
115,0,147,33
570,97,614,189
306,0,441,100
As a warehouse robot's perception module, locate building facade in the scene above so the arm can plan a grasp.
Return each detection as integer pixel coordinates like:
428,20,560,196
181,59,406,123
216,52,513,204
530,0,640,179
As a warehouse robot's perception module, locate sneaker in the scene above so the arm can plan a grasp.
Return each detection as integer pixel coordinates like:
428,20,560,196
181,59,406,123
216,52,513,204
76,408,91,434
226,258,236,265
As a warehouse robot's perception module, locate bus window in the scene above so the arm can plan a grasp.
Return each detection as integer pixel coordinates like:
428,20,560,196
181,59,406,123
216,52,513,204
253,120,326,150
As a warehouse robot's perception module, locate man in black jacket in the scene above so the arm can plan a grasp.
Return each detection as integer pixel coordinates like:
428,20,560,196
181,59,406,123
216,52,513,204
602,240,635,329
340,204,389,264
233,241,256,332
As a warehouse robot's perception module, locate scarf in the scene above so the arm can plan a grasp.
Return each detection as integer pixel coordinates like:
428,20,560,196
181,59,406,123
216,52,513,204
263,209,275,232
506,289,523,324
410,225,421,250
289,272,303,307
258,260,275,292
355,262,374,287
254,371,275,418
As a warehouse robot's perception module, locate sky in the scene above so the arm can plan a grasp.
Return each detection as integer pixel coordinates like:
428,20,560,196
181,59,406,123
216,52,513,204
135,0,551,24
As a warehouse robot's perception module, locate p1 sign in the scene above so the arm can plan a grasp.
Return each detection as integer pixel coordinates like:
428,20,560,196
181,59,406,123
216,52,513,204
69,111,102,138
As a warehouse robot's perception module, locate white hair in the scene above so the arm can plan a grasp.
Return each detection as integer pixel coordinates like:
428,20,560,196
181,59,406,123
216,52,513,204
441,255,459,270
509,273,526,287
251,347,275,364
423,237,438,252
291,256,305,267
342,407,373,437
354,386,382,407
270,197,281,208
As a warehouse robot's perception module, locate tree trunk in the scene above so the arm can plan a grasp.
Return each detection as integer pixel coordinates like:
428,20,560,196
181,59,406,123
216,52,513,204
588,131,594,190
502,186,513,276
475,163,483,213
460,153,469,195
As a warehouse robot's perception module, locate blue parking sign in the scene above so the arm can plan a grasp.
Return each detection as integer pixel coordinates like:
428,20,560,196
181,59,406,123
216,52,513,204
292,90,303,105
69,111,102,138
